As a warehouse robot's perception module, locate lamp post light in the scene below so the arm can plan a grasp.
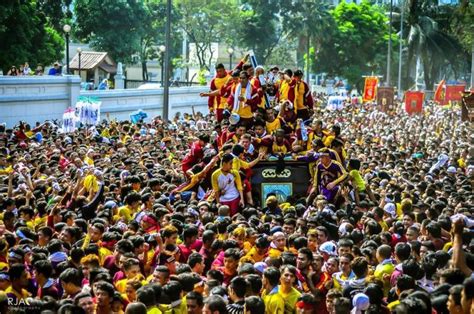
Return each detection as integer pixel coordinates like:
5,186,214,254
227,47,234,69
63,24,71,74
77,47,82,81
158,45,166,86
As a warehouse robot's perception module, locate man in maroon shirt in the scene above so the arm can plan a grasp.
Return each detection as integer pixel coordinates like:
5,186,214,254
181,133,210,176
178,226,203,263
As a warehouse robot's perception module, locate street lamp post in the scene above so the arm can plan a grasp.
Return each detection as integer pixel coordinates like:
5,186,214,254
386,0,393,86
77,47,82,81
159,45,166,86
227,47,234,70
163,0,171,121
63,24,71,74
398,0,405,97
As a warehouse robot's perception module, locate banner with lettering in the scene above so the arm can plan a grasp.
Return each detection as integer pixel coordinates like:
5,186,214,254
75,96,101,125
445,85,466,103
405,91,424,115
363,77,378,102
62,108,76,133
377,87,395,112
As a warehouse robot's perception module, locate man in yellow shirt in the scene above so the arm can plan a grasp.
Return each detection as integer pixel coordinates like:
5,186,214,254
374,245,395,297
262,267,285,314
116,192,141,223
115,258,143,294
228,71,260,127
211,153,244,217
268,231,287,259
278,265,301,314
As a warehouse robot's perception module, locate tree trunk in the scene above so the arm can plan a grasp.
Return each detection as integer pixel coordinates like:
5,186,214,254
142,61,148,81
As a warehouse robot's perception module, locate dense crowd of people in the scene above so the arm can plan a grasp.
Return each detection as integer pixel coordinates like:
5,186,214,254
0,57,473,314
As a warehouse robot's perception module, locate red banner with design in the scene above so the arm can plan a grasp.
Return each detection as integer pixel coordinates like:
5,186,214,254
405,91,424,115
445,85,465,103
363,77,378,102
433,79,445,104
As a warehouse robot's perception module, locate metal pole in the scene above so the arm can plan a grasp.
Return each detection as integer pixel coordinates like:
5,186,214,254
397,0,404,97
65,34,70,74
161,57,164,86
229,53,232,70
386,0,393,86
471,42,474,89
163,0,171,121
306,34,310,84
78,53,81,80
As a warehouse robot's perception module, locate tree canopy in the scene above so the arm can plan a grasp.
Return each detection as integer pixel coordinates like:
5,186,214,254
0,1,65,74
1,0,471,89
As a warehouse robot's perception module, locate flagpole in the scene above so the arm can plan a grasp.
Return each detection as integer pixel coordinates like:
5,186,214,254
397,0,404,98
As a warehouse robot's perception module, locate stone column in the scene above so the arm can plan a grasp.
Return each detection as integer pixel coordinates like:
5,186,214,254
115,62,125,89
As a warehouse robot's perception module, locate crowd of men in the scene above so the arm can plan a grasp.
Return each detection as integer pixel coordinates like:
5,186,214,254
0,55,473,314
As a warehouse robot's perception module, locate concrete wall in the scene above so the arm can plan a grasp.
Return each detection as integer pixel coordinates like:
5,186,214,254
81,86,209,121
0,76,80,127
0,75,209,127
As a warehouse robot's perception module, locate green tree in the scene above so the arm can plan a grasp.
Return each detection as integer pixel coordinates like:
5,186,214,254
136,0,183,81
37,0,73,32
0,1,64,74
233,0,282,65
402,0,465,89
280,0,335,72
450,0,474,52
74,0,148,64
177,0,240,71
315,1,394,91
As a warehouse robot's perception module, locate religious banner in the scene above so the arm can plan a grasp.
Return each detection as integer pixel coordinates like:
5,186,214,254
363,77,378,102
62,108,76,133
433,79,446,104
75,96,101,125
461,92,474,122
445,85,466,103
376,87,395,112
405,91,424,115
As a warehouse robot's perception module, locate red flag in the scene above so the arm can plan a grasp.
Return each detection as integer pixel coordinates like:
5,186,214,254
434,79,445,104
445,85,466,102
363,77,378,102
405,91,424,114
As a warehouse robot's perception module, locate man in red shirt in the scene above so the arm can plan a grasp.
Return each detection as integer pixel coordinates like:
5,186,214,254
181,133,210,176
200,56,247,121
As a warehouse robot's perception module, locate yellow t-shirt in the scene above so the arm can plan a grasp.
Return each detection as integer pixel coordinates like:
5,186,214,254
234,87,253,119
295,81,306,110
262,287,285,314
374,262,395,296
278,286,301,314
279,80,290,102
84,156,94,166
268,247,286,259
266,119,281,134
232,157,250,172
244,246,266,263
117,205,135,223
213,75,230,110
350,169,366,192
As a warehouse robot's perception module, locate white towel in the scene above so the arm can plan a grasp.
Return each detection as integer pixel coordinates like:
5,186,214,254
233,82,252,112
